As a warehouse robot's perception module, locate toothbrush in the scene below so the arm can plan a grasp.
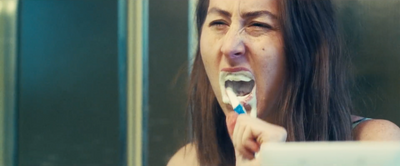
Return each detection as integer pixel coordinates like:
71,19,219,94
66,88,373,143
227,87,259,158
226,87,247,114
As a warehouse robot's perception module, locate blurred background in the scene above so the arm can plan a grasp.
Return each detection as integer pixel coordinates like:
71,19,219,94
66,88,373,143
0,0,399,166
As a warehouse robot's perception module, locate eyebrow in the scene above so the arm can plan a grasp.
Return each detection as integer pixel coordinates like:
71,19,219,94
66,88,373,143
207,7,231,18
241,10,277,20
207,7,277,20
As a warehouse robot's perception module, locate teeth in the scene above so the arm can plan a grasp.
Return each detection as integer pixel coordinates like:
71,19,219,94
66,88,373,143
223,71,253,82
219,71,255,104
225,75,252,82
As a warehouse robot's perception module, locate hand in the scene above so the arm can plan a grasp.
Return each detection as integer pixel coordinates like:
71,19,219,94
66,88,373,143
226,112,287,165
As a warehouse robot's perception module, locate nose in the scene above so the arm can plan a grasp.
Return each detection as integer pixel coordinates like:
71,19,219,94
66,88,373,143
220,28,246,64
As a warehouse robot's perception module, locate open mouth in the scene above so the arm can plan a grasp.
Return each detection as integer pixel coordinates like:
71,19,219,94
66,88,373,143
225,80,255,97
219,71,256,106
219,70,258,117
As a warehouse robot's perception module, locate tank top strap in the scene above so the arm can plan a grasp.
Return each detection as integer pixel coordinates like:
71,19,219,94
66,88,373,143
352,117,372,129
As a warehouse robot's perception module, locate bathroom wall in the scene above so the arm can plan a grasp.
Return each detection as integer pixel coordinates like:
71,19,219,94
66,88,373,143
336,0,400,125
18,1,120,165
147,0,189,165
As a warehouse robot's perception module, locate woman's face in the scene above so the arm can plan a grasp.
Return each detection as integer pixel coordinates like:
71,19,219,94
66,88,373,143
200,0,286,118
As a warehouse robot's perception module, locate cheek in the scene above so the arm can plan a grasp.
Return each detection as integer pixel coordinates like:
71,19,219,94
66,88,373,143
200,33,221,74
253,42,286,112
258,37,285,72
200,33,211,66
199,32,225,101
259,46,285,85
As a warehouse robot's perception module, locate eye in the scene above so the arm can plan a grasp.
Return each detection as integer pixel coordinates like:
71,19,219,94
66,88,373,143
209,20,229,31
249,22,273,30
245,22,274,36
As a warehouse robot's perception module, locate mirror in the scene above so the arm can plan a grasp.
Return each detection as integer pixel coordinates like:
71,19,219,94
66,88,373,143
1,0,399,166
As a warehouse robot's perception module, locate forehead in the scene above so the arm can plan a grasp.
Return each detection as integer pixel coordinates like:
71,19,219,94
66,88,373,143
207,0,279,15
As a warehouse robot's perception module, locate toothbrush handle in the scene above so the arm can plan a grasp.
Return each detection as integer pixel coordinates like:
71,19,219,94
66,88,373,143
234,104,246,114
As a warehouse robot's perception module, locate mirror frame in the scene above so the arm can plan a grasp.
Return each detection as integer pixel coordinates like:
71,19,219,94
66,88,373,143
120,0,149,166
0,0,19,166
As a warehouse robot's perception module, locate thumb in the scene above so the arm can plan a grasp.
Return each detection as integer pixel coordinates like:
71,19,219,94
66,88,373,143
234,149,261,166
226,112,239,138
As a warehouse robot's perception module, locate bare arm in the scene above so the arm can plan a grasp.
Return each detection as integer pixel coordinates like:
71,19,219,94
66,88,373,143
167,143,199,166
353,119,400,141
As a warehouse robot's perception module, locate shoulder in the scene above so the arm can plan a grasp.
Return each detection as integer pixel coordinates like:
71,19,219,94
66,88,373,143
352,116,400,141
167,143,199,166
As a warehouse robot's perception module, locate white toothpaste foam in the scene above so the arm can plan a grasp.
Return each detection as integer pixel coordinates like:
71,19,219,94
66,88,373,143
219,71,257,118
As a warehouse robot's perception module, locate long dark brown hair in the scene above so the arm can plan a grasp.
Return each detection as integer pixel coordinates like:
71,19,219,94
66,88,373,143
187,0,353,165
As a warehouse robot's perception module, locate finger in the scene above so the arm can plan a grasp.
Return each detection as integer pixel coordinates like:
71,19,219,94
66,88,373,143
234,115,249,146
226,112,238,137
238,126,259,160
237,115,287,144
232,121,242,148
242,124,259,152
254,125,287,145
239,147,255,160
232,121,240,147
234,122,246,151
237,140,257,160
234,147,255,162
244,139,260,153
236,124,256,160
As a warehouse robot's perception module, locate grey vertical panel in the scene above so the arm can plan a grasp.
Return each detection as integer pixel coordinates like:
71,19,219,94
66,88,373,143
18,1,120,165
1,1,19,166
118,0,128,166
148,0,188,165
336,0,400,125
126,0,149,165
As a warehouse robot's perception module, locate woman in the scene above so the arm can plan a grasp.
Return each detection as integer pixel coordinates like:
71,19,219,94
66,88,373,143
168,0,400,165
